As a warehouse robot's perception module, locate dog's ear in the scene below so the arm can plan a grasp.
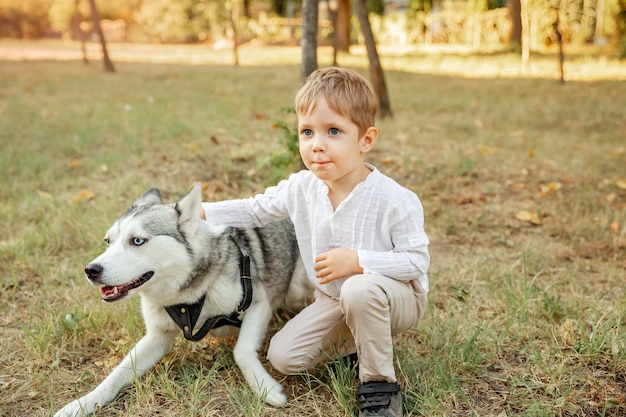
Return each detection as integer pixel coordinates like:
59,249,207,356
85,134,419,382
175,183,202,235
133,188,162,208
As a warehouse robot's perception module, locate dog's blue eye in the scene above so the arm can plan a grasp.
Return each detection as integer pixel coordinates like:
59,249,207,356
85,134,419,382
131,237,146,246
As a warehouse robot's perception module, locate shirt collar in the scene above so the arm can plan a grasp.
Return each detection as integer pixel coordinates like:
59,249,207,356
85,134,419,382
316,163,380,195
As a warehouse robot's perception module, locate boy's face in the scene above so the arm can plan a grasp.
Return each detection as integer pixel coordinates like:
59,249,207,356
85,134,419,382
297,96,377,190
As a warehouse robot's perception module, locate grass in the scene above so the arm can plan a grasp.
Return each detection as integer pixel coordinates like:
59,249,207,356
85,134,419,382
1,39,625,416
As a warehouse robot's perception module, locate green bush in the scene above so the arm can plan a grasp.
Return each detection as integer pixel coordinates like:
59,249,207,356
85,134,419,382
257,107,304,186
0,0,50,38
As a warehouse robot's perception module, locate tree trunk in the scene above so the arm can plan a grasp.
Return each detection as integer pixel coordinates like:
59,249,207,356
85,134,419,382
553,4,565,83
287,0,296,39
301,0,319,82
334,0,351,53
520,0,530,67
75,0,88,65
87,0,114,72
594,0,606,44
231,0,240,66
507,0,522,46
353,0,392,118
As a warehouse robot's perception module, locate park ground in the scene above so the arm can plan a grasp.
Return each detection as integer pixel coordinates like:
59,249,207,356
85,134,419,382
0,39,625,416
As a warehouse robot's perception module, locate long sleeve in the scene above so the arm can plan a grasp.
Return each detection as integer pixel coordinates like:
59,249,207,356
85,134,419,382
355,190,430,290
200,167,430,297
201,178,293,228
358,248,430,283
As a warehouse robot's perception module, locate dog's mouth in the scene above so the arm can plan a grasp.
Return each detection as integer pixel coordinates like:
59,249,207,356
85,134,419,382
100,271,154,302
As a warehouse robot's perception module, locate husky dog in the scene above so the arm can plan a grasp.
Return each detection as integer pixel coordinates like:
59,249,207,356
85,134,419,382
55,184,312,417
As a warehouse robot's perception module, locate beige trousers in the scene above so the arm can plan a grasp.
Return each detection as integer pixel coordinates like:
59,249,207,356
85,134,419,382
267,274,427,383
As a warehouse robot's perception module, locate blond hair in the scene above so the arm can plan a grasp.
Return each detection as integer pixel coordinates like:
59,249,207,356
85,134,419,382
295,67,378,136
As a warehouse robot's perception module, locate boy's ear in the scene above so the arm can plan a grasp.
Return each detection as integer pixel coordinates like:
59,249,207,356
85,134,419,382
360,126,378,154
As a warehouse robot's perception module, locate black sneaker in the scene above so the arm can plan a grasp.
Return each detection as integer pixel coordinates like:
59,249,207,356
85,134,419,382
357,381,403,417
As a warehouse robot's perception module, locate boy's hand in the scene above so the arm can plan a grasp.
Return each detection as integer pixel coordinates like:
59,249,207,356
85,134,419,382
314,248,363,284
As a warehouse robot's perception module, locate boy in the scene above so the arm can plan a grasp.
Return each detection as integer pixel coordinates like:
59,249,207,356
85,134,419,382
202,67,429,417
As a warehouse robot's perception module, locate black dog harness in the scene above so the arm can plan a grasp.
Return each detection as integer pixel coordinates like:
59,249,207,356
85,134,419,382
164,238,253,342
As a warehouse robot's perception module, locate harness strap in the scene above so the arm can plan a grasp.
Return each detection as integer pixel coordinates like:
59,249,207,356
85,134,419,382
165,237,253,342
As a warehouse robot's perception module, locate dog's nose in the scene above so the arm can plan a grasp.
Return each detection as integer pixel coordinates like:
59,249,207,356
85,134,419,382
85,263,103,281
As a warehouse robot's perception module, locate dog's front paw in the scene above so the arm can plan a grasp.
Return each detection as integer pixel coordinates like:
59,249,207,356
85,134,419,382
263,385,288,407
55,397,98,417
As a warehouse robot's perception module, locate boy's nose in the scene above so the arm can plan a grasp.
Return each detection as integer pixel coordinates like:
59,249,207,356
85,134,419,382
311,137,325,151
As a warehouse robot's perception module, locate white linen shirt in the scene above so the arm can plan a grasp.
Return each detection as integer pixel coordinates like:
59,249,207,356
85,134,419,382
201,164,430,298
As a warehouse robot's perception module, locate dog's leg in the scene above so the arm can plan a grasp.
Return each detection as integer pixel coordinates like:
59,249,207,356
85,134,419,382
234,299,288,407
55,330,177,417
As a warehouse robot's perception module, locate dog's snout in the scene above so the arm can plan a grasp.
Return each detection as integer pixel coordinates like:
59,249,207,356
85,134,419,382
85,263,104,281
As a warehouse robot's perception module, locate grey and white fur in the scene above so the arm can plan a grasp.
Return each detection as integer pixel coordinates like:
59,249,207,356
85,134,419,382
55,183,312,417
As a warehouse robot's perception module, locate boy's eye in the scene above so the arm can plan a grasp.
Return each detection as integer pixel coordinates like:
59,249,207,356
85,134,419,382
329,127,340,135
302,129,313,136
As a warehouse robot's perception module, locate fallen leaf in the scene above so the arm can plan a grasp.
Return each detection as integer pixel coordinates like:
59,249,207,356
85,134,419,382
478,144,499,156
610,220,620,233
540,182,562,193
543,159,558,167
186,142,201,154
36,190,52,200
515,210,542,225
69,159,81,169
558,319,580,346
73,189,96,205
616,179,626,190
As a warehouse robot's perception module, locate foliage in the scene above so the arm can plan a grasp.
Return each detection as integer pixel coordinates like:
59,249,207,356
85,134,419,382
0,0,50,38
48,0,138,34
257,106,304,186
134,0,224,43
408,0,432,15
375,7,511,46
619,0,626,57
366,0,385,15
0,0,624,49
